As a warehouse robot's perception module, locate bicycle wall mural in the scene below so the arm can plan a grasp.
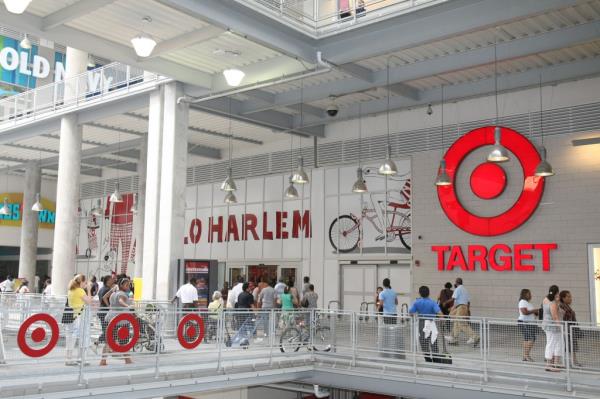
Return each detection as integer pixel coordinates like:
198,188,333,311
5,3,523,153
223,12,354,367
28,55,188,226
183,158,411,260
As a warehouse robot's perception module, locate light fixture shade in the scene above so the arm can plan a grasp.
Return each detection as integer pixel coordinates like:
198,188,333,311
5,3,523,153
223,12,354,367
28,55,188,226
4,0,31,14
224,191,237,204
87,55,95,68
31,193,43,212
378,145,398,175
352,168,368,193
131,33,157,57
535,146,554,177
110,185,123,203
435,159,452,186
285,177,299,198
220,168,237,191
130,193,138,213
223,69,245,87
20,35,31,50
0,197,11,215
291,157,309,184
91,199,103,216
487,126,510,162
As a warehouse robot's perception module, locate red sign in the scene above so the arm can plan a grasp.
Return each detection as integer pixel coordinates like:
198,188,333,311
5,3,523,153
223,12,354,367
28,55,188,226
17,313,59,357
437,126,544,236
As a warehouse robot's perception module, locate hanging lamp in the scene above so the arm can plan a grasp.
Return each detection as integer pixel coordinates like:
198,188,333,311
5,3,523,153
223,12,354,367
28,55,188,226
378,57,398,175
435,85,452,186
110,128,123,203
487,35,509,163
224,191,237,204
535,73,554,177
20,34,31,50
352,104,368,193
222,98,238,199
0,166,10,216
284,134,299,199
292,79,309,184
31,192,43,212
131,17,156,58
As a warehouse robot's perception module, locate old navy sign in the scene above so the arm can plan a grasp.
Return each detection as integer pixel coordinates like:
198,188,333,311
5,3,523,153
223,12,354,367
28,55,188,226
185,210,311,244
433,126,557,272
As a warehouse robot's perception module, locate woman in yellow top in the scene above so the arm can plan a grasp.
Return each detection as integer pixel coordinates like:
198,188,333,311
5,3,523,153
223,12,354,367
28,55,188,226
65,274,93,366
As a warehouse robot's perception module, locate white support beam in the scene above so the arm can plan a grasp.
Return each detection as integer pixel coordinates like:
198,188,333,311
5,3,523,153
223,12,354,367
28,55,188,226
42,0,117,31
286,103,325,119
388,83,420,101
145,26,225,59
336,62,374,82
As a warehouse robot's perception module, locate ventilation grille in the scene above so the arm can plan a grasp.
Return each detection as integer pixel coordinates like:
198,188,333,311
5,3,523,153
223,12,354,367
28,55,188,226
82,101,600,196
80,175,139,199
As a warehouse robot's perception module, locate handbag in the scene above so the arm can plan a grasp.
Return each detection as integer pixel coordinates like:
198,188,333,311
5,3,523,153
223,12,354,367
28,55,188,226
61,299,75,324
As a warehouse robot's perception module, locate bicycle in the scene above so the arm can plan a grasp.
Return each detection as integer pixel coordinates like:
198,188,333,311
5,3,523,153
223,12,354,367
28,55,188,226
329,173,411,252
279,312,332,353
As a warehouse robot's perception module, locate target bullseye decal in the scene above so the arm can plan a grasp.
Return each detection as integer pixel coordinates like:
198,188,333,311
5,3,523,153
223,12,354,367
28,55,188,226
177,313,205,349
106,313,139,353
437,126,544,236
17,313,59,357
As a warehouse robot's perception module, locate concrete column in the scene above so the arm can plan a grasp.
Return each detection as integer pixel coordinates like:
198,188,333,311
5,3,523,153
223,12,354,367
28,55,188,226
51,47,87,295
141,87,164,299
155,82,188,301
18,161,41,286
133,136,147,279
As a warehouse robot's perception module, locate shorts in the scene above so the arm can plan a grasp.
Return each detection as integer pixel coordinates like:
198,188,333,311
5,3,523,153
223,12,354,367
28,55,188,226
518,320,537,342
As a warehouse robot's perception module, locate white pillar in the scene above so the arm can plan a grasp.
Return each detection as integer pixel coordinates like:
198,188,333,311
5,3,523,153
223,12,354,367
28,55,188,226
18,161,41,286
133,136,147,279
155,82,188,301
142,87,164,299
51,47,87,295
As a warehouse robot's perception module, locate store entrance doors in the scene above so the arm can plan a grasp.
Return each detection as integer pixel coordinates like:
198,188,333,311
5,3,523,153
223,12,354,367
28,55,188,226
588,244,600,323
227,264,298,287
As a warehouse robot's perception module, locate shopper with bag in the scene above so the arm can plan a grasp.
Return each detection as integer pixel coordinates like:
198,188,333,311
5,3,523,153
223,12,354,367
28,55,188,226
64,274,93,366
410,286,445,363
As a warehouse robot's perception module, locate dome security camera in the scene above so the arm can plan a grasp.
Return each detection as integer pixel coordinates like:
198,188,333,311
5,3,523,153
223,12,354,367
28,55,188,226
426,103,433,115
326,97,339,117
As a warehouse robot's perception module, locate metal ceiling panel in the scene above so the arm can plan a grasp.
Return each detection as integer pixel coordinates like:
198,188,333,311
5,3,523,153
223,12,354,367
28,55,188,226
25,0,80,17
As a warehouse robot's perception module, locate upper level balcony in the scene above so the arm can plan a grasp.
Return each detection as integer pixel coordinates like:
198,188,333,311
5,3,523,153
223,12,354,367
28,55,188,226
236,0,449,38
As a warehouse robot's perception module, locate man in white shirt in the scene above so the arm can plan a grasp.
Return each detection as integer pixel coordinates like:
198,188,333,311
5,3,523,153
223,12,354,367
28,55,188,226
0,275,14,292
445,278,479,346
172,278,199,309
227,275,245,309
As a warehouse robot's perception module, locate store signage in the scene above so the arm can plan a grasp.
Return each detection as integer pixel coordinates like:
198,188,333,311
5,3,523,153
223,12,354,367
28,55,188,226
0,193,56,229
433,126,557,271
185,210,311,244
0,47,59,80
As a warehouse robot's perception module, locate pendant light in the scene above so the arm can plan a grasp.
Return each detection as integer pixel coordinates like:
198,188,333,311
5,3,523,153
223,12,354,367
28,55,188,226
224,190,237,204
487,35,509,163
4,0,31,14
87,55,96,68
292,79,309,184
0,166,10,216
20,34,31,50
378,57,398,175
221,97,237,197
435,85,452,186
130,193,138,214
284,135,299,199
223,69,245,87
352,103,368,193
31,192,43,212
110,125,123,203
131,17,156,58
535,73,554,177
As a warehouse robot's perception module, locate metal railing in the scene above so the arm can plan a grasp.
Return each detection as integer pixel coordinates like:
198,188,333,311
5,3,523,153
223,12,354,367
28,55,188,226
0,304,599,397
238,0,449,37
0,62,163,127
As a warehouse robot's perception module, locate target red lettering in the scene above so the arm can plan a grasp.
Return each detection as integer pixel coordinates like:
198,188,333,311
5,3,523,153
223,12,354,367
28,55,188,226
177,313,205,349
17,313,59,357
106,313,139,353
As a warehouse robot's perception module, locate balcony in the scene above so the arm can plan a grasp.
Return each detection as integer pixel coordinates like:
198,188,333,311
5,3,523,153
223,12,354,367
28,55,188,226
237,0,449,38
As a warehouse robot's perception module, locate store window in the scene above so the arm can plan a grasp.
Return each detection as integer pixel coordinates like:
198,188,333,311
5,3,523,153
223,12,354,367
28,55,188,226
589,244,600,323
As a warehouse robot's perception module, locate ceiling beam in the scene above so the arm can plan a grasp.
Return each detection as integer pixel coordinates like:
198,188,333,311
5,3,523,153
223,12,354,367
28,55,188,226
335,62,374,82
241,20,600,114
285,103,325,119
85,122,144,137
144,26,225,59
300,57,600,127
158,0,317,63
388,83,420,101
243,89,276,105
0,8,213,88
42,0,117,31
318,0,579,64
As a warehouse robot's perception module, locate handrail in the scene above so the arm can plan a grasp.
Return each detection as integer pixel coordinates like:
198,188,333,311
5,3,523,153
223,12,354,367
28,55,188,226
0,62,162,128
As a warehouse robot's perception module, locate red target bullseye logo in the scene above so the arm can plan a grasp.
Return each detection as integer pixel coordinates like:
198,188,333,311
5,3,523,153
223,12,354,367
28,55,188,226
177,313,205,349
437,126,544,236
17,313,59,357
106,313,139,353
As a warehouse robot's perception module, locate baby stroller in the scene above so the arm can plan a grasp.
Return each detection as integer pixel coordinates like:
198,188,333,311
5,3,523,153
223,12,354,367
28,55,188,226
133,305,164,353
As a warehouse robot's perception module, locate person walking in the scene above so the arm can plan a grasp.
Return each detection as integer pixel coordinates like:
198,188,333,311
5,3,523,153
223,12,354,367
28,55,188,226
274,278,287,308
445,278,479,346
378,278,398,324
375,287,383,314
100,277,134,366
65,274,93,366
171,278,198,309
227,275,244,309
301,276,310,299
207,291,223,340
0,275,14,292
288,279,300,308
437,282,454,336
277,286,298,328
559,290,581,367
409,286,443,362
95,276,114,348
17,280,30,294
258,279,275,337
542,285,562,372
518,288,538,362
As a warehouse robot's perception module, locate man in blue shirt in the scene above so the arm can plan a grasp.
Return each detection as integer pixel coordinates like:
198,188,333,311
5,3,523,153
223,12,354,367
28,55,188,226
410,286,443,362
445,278,479,346
378,278,398,324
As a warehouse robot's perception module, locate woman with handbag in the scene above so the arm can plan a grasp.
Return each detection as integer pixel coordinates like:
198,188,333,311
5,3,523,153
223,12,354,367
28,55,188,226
65,274,93,366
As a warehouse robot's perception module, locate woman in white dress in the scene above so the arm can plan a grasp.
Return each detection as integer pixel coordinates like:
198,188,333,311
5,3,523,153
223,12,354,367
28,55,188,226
542,285,562,372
